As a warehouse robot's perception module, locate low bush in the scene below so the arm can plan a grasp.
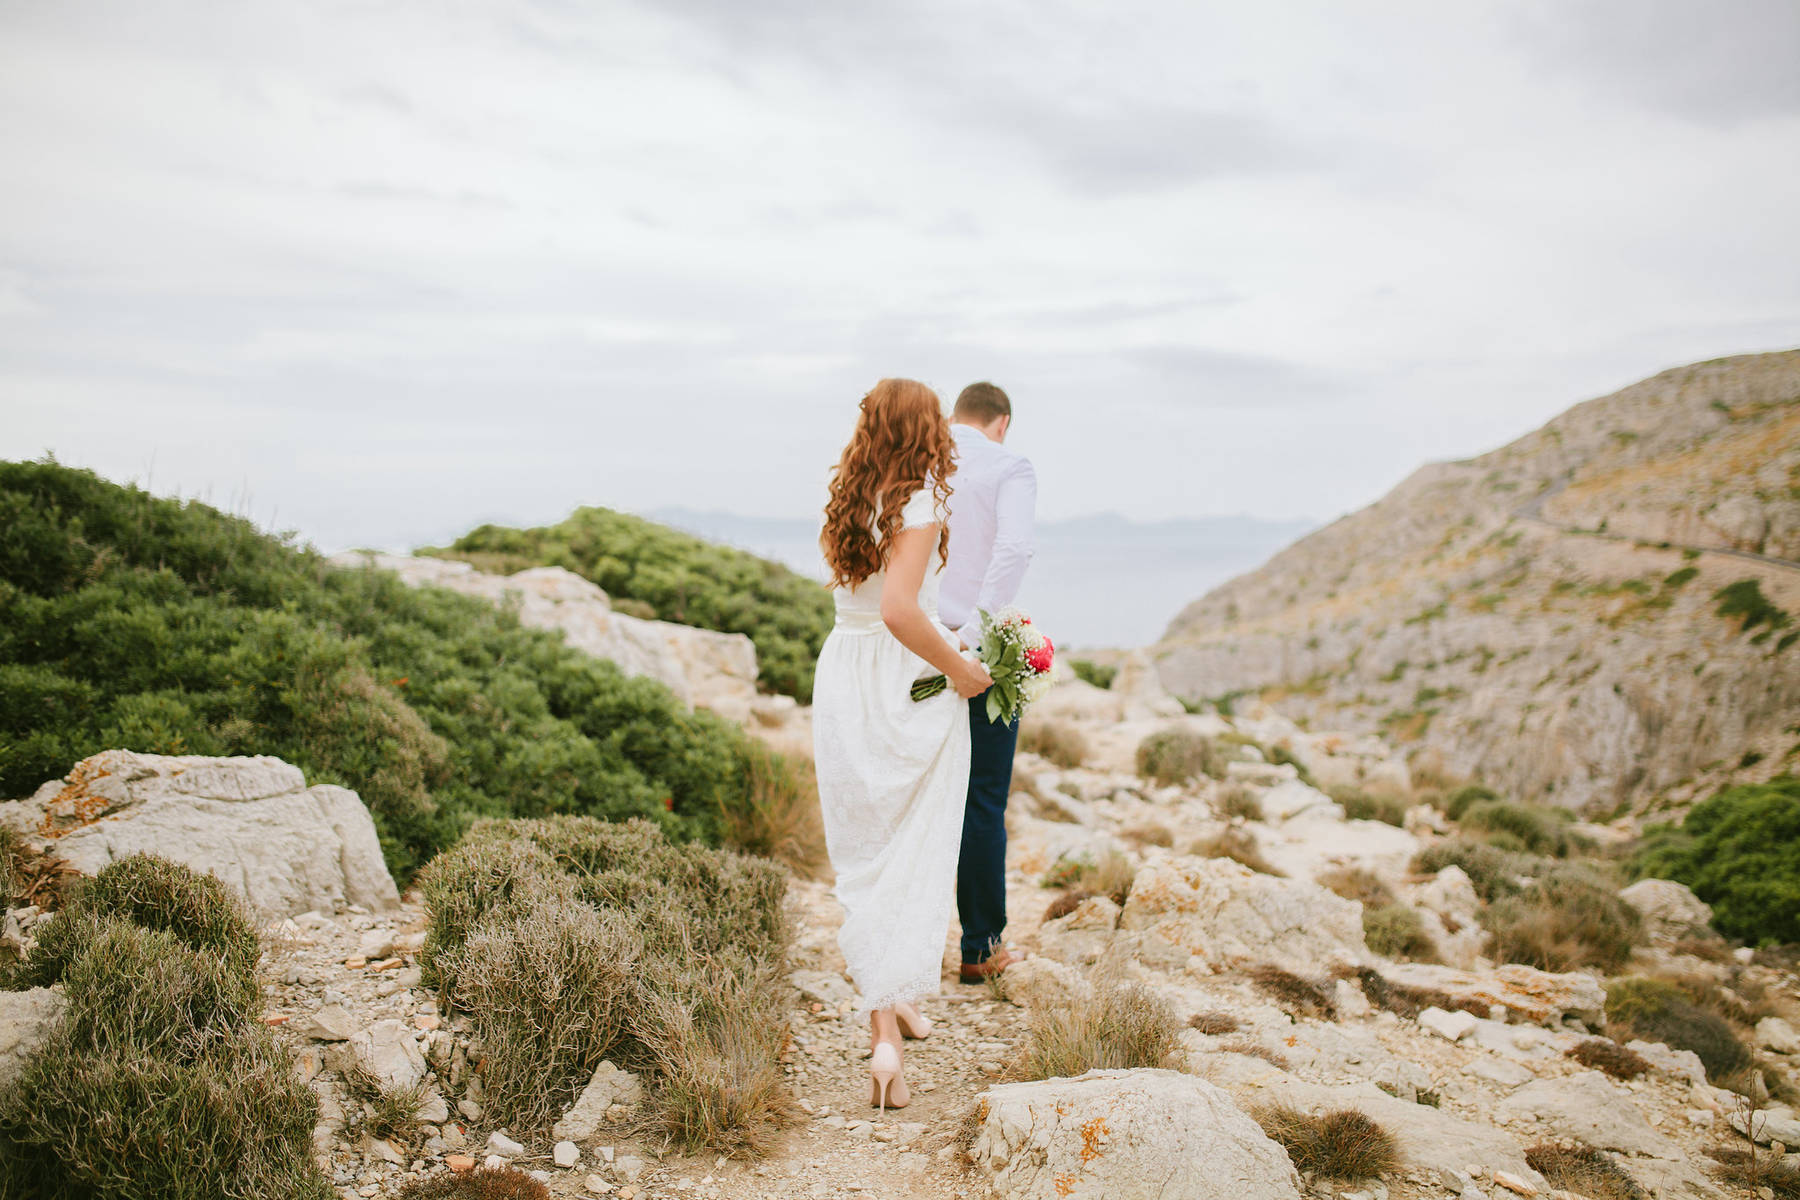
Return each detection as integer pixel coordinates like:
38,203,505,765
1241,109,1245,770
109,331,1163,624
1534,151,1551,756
1316,866,1396,907
422,505,833,700
1337,789,1406,826
14,852,260,992
1216,782,1263,821
396,1167,550,1200
340,1061,427,1145
1604,977,1752,1083
1526,1142,1646,1200
719,741,828,881
1039,849,1135,907
1120,822,1174,849
1461,800,1579,857
1708,1145,1800,1199
1136,729,1222,786
1444,784,1500,820
1564,1039,1650,1080
1249,963,1336,1020
1188,1010,1242,1035
1482,866,1642,973
1042,887,1096,923
1019,719,1089,769
1068,659,1117,690
1252,1105,1399,1180
0,855,330,1199
1412,838,1536,902
1629,776,1800,946
1363,904,1437,961
1012,975,1182,1081
422,817,793,1151
1192,828,1281,876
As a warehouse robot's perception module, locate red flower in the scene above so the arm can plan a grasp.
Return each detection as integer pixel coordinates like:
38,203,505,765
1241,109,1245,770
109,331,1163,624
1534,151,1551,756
662,796,675,811
1024,637,1054,674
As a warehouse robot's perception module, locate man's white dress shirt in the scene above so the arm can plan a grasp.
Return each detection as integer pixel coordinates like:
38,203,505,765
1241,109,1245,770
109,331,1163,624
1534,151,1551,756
940,422,1037,649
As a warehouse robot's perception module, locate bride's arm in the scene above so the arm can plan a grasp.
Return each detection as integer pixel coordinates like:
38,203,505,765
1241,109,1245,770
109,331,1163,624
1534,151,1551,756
882,525,992,698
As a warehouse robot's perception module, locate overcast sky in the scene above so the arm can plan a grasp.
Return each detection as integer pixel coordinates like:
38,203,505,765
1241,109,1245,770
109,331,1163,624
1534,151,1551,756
3,0,1797,551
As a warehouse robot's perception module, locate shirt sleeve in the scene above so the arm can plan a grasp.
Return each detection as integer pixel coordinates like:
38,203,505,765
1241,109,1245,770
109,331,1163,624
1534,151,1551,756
898,485,938,529
957,458,1037,647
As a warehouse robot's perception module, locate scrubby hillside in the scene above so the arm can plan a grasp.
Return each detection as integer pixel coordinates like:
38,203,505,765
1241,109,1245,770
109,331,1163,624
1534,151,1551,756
0,460,777,877
1157,350,1800,816
421,507,833,701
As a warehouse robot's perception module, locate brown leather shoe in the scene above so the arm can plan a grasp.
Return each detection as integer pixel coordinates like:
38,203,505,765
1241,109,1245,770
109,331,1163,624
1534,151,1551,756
959,947,1022,986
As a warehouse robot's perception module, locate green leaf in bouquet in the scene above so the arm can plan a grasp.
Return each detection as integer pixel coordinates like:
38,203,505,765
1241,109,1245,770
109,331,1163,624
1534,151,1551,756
986,690,1003,723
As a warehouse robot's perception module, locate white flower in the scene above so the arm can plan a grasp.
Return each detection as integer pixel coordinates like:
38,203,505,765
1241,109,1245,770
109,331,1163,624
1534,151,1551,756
992,605,1027,627
1023,673,1054,704
1020,625,1047,651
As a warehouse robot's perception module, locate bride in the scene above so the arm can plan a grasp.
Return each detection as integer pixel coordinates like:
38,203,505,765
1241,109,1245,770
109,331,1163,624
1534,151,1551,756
813,378,994,1112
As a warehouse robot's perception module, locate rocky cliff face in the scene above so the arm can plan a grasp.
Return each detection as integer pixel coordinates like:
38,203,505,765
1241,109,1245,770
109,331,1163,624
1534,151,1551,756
1157,350,1800,814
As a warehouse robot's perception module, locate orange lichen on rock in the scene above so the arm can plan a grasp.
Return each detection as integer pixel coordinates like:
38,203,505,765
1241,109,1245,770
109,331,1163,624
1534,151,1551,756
39,756,126,838
1079,1115,1109,1163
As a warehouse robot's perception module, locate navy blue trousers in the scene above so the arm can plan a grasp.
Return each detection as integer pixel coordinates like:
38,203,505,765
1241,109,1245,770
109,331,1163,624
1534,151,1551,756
957,697,1019,963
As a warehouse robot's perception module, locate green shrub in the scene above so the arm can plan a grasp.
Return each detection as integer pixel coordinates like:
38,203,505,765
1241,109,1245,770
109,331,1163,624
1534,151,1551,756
1482,866,1641,972
1460,800,1577,857
1412,838,1537,902
410,836,577,991
1713,578,1791,635
0,460,770,879
1068,659,1117,690
445,897,640,1131
1019,719,1089,769
421,506,832,700
56,917,260,1057
1444,784,1500,820
1363,903,1437,961
1217,782,1263,821
1337,789,1407,826
15,852,259,992
718,741,828,881
1604,976,1752,1082
1253,1105,1398,1180
1629,776,1800,945
1012,976,1181,1081
1135,729,1222,786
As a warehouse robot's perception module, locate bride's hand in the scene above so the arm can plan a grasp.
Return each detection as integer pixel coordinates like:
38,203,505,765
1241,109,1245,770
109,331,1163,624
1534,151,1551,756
952,658,994,699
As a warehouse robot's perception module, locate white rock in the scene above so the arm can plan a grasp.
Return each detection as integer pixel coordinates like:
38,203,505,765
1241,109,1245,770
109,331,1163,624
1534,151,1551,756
789,970,856,1009
416,1090,450,1124
1379,962,1605,1026
1617,879,1715,945
293,1003,358,1042
1756,1016,1800,1055
999,956,1095,1010
1625,1039,1709,1088
1730,1105,1800,1147
356,930,395,960
0,751,398,917
348,1019,427,1092
1258,779,1343,823
484,1154,507,1170
554,1140,581,1168
1118,857,1367,973
553,1061,644,1142
332,553,760,722
1419,1007,1479,1042
1494,1071,1676,1156
614,1154,647,1182
968,1068,1301,1200
0,987,65,1092
487,1130,526,1159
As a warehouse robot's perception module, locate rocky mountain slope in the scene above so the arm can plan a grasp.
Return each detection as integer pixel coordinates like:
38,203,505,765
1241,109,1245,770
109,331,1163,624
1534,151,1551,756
1156,350,1800,815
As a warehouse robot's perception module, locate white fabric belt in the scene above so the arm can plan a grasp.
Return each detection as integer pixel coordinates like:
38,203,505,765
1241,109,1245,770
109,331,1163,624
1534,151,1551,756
833,607,940,635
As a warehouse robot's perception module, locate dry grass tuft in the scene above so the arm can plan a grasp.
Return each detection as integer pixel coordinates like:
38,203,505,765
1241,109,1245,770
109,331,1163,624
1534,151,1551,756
340,1061,426,1144
1334,789,1408,827
1019,720,1090,769
1347,967,1487,1021
1218,1040,1289,1069
1136,729,1223,786
1707,1145,1800,1199
1011,975,1182,1081
1249,964,1336,1020
1564,1039,1651,1081
1188,1010,1242,1035
1042,888,1096,923
1362,904,1438,961
1121,822,1175,849
1253,1105,1400,1180
1041,849,1137,907
722,741,829,881
1217,783,1264,821
1672,935,1732,963
1192,828,1283,876
1483,867,1642,972
395,1166,551,1199
1315,867,1395,907
1526,1142,1647,1200
1605,976,1752,1083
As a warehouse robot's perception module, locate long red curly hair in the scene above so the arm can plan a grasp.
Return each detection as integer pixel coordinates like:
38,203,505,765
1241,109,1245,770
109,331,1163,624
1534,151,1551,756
821,378,955,590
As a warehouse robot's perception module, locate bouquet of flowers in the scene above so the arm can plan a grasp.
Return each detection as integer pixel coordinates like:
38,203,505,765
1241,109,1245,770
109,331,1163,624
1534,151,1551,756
911,606,1055,724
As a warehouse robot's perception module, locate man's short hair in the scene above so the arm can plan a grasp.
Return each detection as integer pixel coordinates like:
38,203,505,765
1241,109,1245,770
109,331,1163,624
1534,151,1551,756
954,382,1011,424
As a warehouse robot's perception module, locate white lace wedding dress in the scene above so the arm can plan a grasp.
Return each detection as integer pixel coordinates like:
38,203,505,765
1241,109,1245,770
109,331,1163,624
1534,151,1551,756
812,486,971,1014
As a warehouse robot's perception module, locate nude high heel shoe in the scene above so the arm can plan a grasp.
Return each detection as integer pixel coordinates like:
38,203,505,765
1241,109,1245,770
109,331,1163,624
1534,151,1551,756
869,1041,909,1113
894,1001,932,1040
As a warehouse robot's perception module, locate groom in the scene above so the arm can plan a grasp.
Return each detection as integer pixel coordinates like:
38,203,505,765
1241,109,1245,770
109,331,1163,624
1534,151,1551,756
940,382,1037,984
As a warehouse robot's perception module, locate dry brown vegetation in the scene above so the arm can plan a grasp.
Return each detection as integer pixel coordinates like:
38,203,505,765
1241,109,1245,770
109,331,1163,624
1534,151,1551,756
721,741,829,881
1526,1142,1647,1200
1252,1105,1399,1180
1249,964,1337,1020
1041,849,1137,907
1191,828,1282,876
1019,719,1090,769
1344,966,1489,1021
1120,822,1175,849
1216,782,1264,821
1564,1039,1651,1081
396,1166,551,1199
1218,1040,1290,1069
1042,888,1096,923
1315,866,1395,907
1135,729,1222,786
1707,1145,1800,1199
1188,1010,1242,1035
1011,975,1182,1082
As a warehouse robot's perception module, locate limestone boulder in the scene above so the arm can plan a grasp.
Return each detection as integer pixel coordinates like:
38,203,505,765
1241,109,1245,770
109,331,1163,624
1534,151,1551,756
0,986,65,1092
347,1019,428,1092
1618,879,1715,946
553,1061,644,1143
999,956,1095,1011
1110,651,1188,720
967,1068,1301,1200
1378,961,1606,1026
1118,857,1367,973
0,751,398,918
1495,1071,1678,1156
333,553,759,722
